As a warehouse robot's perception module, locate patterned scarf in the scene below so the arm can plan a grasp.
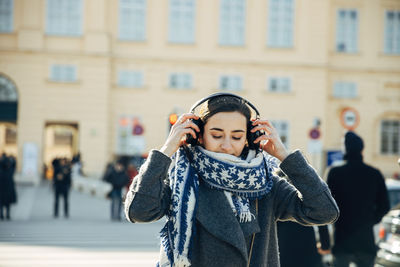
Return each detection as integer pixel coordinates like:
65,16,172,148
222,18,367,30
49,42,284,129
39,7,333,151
158,146,277,267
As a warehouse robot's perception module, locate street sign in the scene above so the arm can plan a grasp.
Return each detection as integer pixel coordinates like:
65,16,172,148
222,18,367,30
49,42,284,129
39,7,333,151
309,128,321,139
326,150,343,167
340,107,360,130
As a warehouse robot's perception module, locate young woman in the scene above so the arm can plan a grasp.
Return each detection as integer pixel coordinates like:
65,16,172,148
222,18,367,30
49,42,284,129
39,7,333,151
124,93,339,267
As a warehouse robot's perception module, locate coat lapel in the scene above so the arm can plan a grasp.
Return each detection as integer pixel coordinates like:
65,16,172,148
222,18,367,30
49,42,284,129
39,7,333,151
196,181,260,261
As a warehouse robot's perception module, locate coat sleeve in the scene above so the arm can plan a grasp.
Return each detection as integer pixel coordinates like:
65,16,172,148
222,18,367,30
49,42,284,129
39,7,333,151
374,169,390,224
273,150,339,225
124,149,172,223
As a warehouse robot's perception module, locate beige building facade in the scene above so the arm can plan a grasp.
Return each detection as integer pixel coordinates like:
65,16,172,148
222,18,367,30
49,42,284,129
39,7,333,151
0,0,399,183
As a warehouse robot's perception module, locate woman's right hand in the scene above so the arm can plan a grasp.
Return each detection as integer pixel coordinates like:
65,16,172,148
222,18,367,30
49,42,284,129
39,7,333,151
160,113,200,157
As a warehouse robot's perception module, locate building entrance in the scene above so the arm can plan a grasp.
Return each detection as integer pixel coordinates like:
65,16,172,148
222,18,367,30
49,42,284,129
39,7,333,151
43,123,79,179
0,74,18,158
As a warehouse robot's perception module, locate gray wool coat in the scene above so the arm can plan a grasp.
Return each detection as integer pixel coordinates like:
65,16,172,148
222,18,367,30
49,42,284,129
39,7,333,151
124,149,339,267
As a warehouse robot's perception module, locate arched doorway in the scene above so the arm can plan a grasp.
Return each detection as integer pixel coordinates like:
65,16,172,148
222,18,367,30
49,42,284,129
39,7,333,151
43,123,79,179
0,74,18,157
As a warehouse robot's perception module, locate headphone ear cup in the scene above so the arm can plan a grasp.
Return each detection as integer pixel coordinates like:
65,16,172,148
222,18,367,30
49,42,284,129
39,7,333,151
247,121,262,150
185,118,204,146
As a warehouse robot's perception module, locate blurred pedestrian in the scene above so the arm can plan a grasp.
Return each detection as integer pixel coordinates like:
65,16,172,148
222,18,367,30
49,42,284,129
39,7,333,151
53,158,72,218
320,131,390,267
71,152,83,176
104,161,129,221
278,221,330,267
0,153,17,220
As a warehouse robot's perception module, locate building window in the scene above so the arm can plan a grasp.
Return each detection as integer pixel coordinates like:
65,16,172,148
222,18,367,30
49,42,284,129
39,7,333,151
5,126,16,144
336,9,358,53
267,0,294,48
271,120,289,148
119,0,146,41
0,0,13,33
168,0,196,44
169,73,192,89
118,70,143,88
381,120,400,155
219,75,242,91
384,10,400,54
333,81,357,98
267,77,291,93
46,0,83,36
0,75,17,101
219,0,246,46
50,64,78,83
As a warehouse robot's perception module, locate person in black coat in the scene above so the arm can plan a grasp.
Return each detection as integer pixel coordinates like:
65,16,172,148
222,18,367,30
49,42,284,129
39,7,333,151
104,161,129,221
278,222,330,267
0,153,17,220
53,158,71,218
320,131,390,267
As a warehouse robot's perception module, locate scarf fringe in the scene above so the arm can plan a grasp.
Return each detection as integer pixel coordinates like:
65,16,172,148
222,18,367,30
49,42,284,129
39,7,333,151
203,181,272,199
239,210,256,223
173,255,191,267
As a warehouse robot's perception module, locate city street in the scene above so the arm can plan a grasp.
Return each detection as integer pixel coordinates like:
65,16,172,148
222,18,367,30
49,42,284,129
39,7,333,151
0,182,163,267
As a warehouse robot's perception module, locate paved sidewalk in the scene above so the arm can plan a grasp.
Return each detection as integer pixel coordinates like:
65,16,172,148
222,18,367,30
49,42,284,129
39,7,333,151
0,182,163,267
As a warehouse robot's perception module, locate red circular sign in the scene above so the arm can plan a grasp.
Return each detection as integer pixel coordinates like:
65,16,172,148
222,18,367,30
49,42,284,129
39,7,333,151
340,107,360,130
309,128,321,139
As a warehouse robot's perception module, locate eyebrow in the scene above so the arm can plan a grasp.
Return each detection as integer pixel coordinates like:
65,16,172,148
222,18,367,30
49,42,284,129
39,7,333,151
209,128,246,133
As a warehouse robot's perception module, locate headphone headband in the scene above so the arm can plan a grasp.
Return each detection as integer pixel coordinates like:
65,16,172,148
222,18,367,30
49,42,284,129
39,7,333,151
189,92,260,117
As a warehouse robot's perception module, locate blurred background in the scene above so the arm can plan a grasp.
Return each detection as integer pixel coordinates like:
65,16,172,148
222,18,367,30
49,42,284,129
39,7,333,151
0,0,399,266
0,0,399,181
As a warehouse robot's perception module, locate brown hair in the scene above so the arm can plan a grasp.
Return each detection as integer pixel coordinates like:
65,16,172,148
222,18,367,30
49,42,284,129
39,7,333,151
199,95,252,124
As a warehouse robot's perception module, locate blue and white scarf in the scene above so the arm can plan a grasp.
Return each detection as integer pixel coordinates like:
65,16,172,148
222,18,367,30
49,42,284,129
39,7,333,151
158,146,278,267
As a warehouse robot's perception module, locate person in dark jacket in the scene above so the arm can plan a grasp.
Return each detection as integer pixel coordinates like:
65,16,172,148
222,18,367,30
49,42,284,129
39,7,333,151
124,93,339,267
0,153,17,220
104,161,130,221
320,131,390,267
278,222,330,267
53,158,72,218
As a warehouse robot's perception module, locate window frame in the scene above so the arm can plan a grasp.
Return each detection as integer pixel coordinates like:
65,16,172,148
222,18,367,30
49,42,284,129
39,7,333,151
49,64,78,83
267,76,292,93
384,10,400,54
117,70,144,88
335,8,359,53
332,81,358,99
380,120,400,155
46,0,83,37
168,72,193,90
219,0,246,46
168,0,196,44
267,0,295,48
118,0,146,41
0,0,13,33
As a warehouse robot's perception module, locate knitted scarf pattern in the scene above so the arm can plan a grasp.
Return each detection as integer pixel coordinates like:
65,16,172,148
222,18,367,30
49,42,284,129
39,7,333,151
158,146,277,267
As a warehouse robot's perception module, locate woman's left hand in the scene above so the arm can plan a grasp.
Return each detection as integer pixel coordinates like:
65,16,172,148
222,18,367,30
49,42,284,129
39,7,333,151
251,120,289,161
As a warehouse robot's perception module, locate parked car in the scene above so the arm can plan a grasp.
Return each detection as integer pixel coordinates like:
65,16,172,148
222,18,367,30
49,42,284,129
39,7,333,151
386,178,400,209
375,203,400,267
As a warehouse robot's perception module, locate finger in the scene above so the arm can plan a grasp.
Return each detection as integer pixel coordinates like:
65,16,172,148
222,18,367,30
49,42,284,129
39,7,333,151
254,134,270,144
250,124,267,133
251,119,269,126
181,128,197,139
185,121,201,132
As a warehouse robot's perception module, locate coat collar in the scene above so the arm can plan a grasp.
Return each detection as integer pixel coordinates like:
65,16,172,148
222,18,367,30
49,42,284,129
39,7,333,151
196,181,260,260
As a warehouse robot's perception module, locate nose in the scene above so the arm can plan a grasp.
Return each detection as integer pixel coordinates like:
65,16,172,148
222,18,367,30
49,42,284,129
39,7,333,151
220,137,233,153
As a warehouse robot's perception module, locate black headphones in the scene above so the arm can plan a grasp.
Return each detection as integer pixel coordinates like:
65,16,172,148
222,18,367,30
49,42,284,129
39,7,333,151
185,92,263,150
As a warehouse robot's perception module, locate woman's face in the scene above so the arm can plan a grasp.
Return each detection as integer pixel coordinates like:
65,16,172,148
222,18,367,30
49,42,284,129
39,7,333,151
200,111,247,157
